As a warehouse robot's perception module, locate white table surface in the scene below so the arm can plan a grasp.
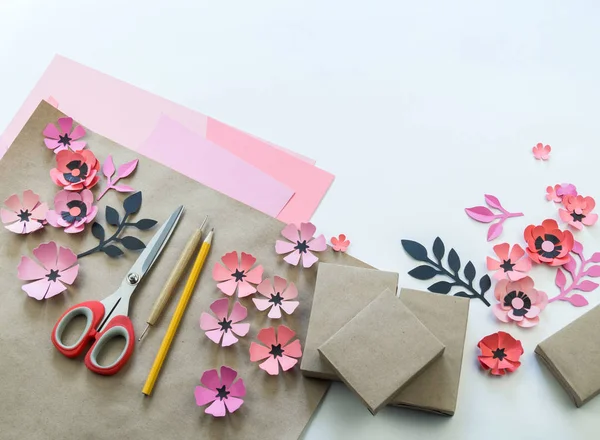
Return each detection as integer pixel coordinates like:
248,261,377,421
1,1,599,439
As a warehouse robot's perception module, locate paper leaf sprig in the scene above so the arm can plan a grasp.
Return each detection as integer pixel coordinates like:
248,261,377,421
402,237,491,306
77,192,157,259
465,194,524,241
551,241,600,307
97,155,139,200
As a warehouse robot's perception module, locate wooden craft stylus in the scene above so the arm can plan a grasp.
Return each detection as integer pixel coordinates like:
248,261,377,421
138,216,208,341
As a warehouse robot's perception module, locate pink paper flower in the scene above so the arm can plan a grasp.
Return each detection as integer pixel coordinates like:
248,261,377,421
486,243,531,281
546,183,577,203
212,251,264,297
249,325,302,375
17,242,79,300
532,143,551,160
275,222,327,268
253,276,299,319
50,150,100,191
194,366,245,417
493,277,548,328
43,117,86,153
46,189,98,234
331,234,350,252
559,195,598,230
200,298,250,347
1,190,48,234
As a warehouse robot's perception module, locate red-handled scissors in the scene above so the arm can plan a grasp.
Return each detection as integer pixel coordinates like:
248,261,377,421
51,205,184,375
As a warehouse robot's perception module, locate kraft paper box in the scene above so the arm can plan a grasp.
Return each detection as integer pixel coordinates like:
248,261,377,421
318,289,445,415
300,263,399,379
0,101,373,440
535,304,600,407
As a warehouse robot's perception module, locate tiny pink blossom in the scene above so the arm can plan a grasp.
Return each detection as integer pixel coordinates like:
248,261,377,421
331,234,350,252
532,143,551,160
249,325,302,375
212,251,264,297
43,117,86,153
194,366,245,417
275,222,326,268
200,298,250,347
253,276,299,319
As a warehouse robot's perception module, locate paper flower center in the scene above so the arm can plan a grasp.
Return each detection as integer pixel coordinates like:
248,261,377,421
218,318,233,333
504,290,531,316
215,385,230,401
64,160,88,183
71,169,81,177
231,269,246,282
17,209,31,222
269,292,283,306
541,241,554,252
58,133,72,146
499,259,515,273
62,200,88,223
294,240,309,253
69,206,81,216
492,348,506,361
46,269,61,282
571,212,585,222
269,343,284,358
535,234,562,258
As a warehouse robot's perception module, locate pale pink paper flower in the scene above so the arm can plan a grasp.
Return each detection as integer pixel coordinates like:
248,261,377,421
194,366,245,417
17,242,79,300
212,251,263,297
200,298,250,347
253,276,299,319
1,190,48,234
331,234,350,252
275,222,327,268
46,189,98,234
486,243,531,281
493,277,548,328
532,143,551,160
249,325,302,375
43,117,86,153
546,183,577,203
559,195,598,230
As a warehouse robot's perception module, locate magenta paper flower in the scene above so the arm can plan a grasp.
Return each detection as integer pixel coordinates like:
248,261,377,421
331,234,350,252
46,189,98,234
532,143,551,160
253,276,299,319
275,222,327,268
43,117,86,153
194,366,245,417
486,243,531,281
17,242,79,300
249,325,302,375
200,298,250,347
493,277,548,328
1,190,48,234
559,195,598,230
212,251,264,297
546,183,577,203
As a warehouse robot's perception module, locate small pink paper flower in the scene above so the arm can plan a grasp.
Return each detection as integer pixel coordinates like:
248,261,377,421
194,366,245,417
46,189,98,234
559,195,598,230
17,242,79,300
50,150,100,191
546,183,578,203
1,190,48,234
43,117,86,153
331,234,350,252
486,243,531,281
200,298,250,347
253,276,299,319
212,251,264,297
532,143,551,160
249,325,302,375
493,277,548,328
275,222,326,268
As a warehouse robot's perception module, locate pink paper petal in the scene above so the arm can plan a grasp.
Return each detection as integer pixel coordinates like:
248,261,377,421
576,280,599,292
567,294,589,307
5,221,26,234
69,140,86,151
256,278,274,297
244,265,263,284
213,262,232,282
221,331,239,347
43,122,60,139
229,301,248,323
268,305,282,319
205,400,227,417
57,246,78,271
21,279,51,300
117,159,139,178
239,252,256,272
259,357,280,375
228,379,246,398
278,355,299,372
257,327,277,347
23,221,45,234
280,301,299,315
555,268,567,289
308,234,327,252
282,282,298,300
4,194,22,211
33,242,58,271
57,117,73,135
44,139,61,150
493,306,511,323
201,369,221,390
45,280,68,299
273,276,287,294
231,323,250,337
282,338,302,358
237,280,256,298
22,190,40,211
103,155,115,178
194,386,217,406
586,265,600,277
252,298,272,311
209,298,229,320
224,397,244,414
113,185,135,192
465,206,496,223
17,256,47,281
275,240,296,255
487,257,501,271
220,366,237,388
517,317,539,328
205,329,224,344
30,202,48,221
200,312,220,331
249,342,271,362
277,325,296,347
301,251,319,268
58,265,79,285
300,222,317,242
217,279,238,296
70,124,86,141
1,208,19,224
221,251,239,272
487,223,503,241
280,223,300,243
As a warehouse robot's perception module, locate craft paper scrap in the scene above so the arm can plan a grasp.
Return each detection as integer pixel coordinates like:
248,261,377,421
318,288,445,415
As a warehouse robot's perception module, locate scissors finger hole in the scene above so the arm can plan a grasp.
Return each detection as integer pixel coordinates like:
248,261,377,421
54,307,94,350
90,326,130,370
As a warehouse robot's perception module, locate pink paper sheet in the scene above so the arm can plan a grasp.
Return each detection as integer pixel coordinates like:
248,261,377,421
0,55,335,223
140,115,294,217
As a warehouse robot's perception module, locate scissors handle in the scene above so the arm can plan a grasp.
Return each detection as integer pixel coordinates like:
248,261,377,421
84,314,135,376
51,301,105,358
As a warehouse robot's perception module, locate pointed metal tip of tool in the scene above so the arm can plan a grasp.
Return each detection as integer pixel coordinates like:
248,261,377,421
138,324,150,341
199,215,208,231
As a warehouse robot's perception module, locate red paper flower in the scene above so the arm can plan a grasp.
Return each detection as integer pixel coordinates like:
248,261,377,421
249,325,302,375
532,143,551,160
1,190,48,234
43,117,86,153
212,251,264,298
194,366,245,417
486,243,531,281
199,298,250,347
524,219,574,266
50,150,100,191
559,195,598,230
275,222,327,268
46,189,98,234
331,234,350,252
493,277,548,328
253,276,299,319
477,331,523,376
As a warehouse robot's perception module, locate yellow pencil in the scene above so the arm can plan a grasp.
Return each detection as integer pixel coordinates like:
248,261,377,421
142,228,214,396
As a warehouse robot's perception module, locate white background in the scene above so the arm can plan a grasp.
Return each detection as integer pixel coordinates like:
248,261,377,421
1,1,600,439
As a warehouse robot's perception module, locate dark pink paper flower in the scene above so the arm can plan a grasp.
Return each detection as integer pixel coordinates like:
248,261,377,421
50,150,100,191
17,242,79,300
43,117,86,153
532,143,551,160
249,325,302,375
486,243,531,281
253,276,299,319
46,189,98,234
331,234,350,252
1,190,48,234
493,277,548,328
212,251,264,297
200,298,250,347
559,195,598,230
275,222,326,268
194,366,245,417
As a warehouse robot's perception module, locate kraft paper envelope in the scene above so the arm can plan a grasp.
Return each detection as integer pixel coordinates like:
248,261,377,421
535,304,600,407
0,101,368,440
318,289,445,415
